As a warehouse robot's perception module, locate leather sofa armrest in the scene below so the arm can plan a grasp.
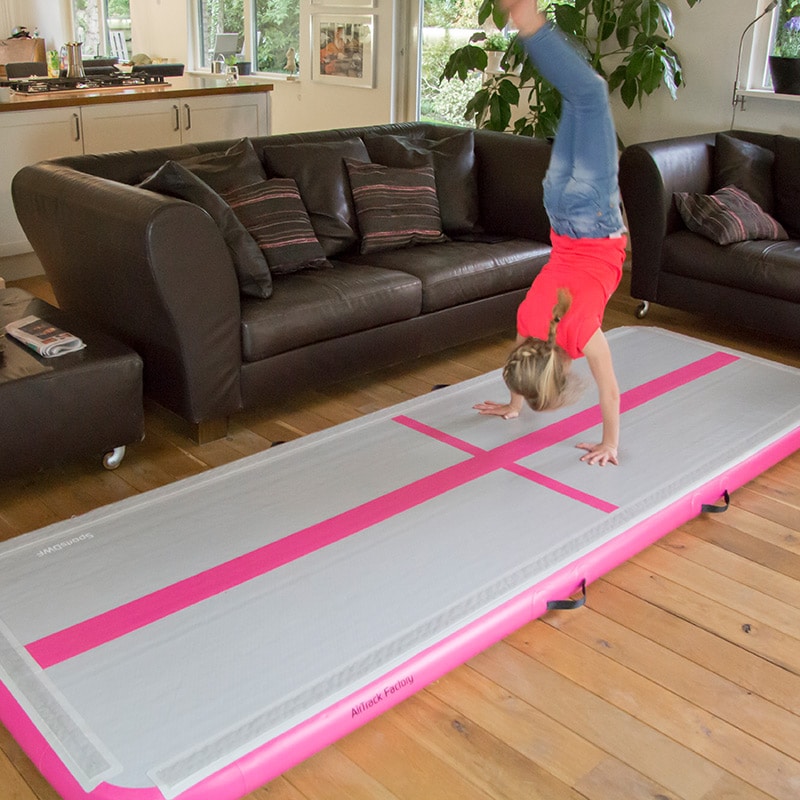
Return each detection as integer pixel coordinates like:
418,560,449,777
12,163,243,423
473,129,552,243
619,133,715,302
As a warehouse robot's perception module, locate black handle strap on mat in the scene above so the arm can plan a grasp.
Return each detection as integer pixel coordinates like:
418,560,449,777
701,490,730,514
547,579,587,611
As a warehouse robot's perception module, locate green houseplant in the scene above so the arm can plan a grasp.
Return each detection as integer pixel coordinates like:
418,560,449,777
483,31,512,51
481,30,514,73
440,0,704,138
769,2,800,94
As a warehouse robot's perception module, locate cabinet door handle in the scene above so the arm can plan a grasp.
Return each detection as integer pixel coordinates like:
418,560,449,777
173,104,180,131
72,112,81,142
184,103,191,131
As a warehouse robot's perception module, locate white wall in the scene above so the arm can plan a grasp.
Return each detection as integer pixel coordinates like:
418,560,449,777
611,0,800,144
129,0,187,64
10,0,800,140
12,0,72,52
267,0,398,134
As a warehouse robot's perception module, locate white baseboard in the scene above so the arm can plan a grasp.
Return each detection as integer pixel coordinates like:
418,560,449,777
0,252,44,282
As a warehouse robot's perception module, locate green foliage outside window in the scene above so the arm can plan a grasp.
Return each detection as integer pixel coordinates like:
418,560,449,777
200,0,299,74
439,0,705,139
774,2,800,59
255,0,300,73
420,0,485,126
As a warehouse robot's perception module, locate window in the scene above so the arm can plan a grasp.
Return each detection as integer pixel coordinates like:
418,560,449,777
196,0,300,75
71,0,131,59
743,0,795,93
419,0,483,125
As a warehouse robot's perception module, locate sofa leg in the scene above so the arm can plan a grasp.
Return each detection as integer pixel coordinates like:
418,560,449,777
635,300,650,319
103,446,126,470
192,417,230,445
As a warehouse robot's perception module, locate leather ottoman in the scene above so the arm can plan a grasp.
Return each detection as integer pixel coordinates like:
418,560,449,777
0,287,144,477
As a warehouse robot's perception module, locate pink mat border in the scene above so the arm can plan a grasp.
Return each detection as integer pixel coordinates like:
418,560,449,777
1,426,797,800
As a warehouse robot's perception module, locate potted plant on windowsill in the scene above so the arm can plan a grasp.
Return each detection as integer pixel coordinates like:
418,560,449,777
483,32,511,73
769,2,800,94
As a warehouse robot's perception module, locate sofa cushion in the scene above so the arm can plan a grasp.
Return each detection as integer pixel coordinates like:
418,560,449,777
258,137,370,257
345,159,448,254
219,177,331,275
177,137,268,194
340,238,550,313
713,133,775,215
674,186,787,246
363,130,480,234
773,134,800,238
239,263,422,361
138,160,273,299
663,230,800,304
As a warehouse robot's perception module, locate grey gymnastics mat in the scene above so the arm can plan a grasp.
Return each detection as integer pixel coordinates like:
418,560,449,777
0,327,798,800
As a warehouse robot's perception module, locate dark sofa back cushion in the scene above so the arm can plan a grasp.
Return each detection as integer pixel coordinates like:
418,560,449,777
774,135,800,238
176,138,268,193
363,129,480,234
712,132,775,215
258,137,370,257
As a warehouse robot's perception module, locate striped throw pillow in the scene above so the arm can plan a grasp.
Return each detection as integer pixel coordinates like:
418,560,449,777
345,159,448,254
221,178,331,275
674,185,788,246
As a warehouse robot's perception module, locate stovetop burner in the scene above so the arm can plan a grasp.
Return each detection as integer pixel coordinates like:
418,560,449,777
9,72,169,94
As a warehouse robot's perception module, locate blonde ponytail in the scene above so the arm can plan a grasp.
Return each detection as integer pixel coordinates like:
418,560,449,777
503,288,579,412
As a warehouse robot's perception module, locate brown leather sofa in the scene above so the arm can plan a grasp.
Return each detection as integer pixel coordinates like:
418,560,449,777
619,130,800,343
12,123,553,442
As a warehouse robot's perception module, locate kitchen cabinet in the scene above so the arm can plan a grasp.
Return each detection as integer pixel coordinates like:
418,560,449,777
0,84,271,257
80,92,269,153
179,93,269,143
79,98,182,152
0,107,84,258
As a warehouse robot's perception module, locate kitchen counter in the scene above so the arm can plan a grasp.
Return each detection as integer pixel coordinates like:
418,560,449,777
0,75,273,113
1,75,272,259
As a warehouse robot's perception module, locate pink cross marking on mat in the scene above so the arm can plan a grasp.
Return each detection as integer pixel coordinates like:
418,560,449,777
392,415,618,513
25,351,738,670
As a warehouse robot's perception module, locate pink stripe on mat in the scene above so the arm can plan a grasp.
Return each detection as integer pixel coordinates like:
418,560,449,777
392,415,618,512
25,351,738,670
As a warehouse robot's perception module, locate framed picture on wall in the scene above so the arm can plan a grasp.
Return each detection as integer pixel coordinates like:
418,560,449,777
311,15,375,88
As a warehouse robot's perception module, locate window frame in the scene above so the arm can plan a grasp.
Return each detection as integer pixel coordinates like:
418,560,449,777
191,0,298,77
741,0,800,96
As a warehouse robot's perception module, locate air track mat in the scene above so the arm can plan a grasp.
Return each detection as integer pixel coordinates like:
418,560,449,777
1,327,798,800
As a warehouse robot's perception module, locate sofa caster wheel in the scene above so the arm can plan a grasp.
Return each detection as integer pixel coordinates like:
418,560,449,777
103,446,126,470
635,301,650,319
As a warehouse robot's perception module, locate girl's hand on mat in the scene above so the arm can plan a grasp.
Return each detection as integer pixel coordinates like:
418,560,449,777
473,400,520,420
576,442,619,466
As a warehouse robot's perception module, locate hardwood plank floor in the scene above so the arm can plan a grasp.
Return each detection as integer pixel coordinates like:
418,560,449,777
2,272,798,800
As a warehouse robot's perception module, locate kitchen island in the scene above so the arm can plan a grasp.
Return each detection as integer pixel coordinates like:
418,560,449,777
1,76,273,257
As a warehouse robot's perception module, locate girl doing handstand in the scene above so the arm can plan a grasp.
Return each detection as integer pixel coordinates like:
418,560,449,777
474,2,627,467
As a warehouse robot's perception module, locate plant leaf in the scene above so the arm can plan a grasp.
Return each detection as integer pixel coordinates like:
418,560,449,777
553,4,584,36
497,77,520,105
621,76,639,107
488,93,512,130
657,2,676,38
477,0,495,26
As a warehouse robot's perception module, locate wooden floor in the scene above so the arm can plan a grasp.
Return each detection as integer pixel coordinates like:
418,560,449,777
2,272,799,800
